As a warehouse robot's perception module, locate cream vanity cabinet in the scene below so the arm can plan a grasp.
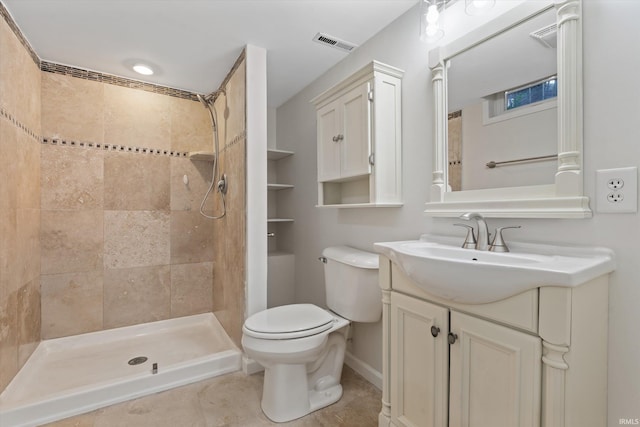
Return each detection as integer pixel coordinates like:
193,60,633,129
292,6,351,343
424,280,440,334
311,61,403,207
379,258,609,427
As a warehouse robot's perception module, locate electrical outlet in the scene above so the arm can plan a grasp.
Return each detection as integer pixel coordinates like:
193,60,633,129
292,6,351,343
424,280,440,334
596,167,637,213
607,178,624,190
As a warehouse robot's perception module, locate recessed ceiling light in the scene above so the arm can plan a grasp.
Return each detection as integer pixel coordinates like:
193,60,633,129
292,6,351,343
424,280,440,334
133,64,154,75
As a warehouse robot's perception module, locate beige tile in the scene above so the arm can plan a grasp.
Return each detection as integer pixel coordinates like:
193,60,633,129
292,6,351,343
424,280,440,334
16,133,41,209
224,142,246,214
21,53,42,135
0,17,23,116
170,211,215,265
41,144,104,210
17,278,41,367
0,287,18,391
41,73,104,143
41,210,104,275
104,85,171,151
45,366,381,427
169,157,215,212
170,262,213,317
104,210,170,269
0,208,17,293
222,59,246,143
103,265,170,329
104,152,169,211
41,270,103,339
170,96,212,153
0,120,18,209
16,208,40,284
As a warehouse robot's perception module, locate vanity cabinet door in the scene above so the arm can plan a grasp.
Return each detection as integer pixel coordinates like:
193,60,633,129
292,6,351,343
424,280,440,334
390,292,449,427
448,311,542,427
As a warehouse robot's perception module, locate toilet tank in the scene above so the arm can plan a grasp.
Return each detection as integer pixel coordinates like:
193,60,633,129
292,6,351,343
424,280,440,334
322,246,381,323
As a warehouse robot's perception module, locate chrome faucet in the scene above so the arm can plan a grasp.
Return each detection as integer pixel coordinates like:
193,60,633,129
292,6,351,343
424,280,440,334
459,212,490,251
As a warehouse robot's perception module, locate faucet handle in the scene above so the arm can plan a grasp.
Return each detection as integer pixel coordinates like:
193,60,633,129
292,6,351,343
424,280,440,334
489,226,521,252
454,223,477,249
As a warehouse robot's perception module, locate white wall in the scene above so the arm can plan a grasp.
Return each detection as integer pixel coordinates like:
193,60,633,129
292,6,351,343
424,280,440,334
276,1,640,423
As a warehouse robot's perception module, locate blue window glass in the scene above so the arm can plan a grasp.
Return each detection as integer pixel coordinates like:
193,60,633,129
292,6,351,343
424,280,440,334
505,76,557,110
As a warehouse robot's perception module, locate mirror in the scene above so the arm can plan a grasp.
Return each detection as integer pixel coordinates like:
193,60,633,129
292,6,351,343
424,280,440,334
425,0,591,218
447,8,557,191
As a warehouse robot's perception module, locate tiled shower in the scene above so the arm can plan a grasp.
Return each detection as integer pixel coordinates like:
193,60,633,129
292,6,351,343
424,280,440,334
0,1,247,395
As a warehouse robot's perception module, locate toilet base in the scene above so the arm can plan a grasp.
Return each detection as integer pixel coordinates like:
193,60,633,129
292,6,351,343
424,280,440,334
261,366,343,423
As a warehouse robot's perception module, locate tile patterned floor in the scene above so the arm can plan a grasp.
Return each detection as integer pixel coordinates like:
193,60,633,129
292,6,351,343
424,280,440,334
44,366,381,427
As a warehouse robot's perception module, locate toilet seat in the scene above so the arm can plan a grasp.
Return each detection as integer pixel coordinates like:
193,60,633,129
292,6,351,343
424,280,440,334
243,304,334,340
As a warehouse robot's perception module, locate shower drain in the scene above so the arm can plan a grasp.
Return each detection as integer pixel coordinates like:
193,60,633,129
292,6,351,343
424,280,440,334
128,356,148,366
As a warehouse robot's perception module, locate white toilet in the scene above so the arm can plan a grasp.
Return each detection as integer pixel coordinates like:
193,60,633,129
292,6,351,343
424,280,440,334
242,246,380,423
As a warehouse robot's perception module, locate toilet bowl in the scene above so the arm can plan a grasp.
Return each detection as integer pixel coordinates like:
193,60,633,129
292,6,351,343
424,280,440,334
242,246,380,423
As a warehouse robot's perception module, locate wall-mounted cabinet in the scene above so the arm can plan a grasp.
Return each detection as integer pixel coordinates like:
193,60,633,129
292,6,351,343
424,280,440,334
311,61,403,208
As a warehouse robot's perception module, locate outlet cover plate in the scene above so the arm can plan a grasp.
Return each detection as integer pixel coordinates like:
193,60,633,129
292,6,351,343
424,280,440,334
596,167,637,213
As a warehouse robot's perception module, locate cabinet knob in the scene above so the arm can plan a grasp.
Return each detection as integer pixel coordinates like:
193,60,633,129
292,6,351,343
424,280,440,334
430,326,440,337
448,332,458,345
337,134,344,141
332,135,339,142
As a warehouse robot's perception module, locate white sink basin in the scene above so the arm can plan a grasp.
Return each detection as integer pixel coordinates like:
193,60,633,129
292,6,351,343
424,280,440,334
374,235,615,304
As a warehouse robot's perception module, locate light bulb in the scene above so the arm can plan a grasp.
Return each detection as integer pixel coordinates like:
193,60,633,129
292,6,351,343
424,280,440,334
133,64,154,76
426,4,440,24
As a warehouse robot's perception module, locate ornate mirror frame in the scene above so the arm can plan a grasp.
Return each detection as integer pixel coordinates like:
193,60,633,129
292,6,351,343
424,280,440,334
425,0,590,218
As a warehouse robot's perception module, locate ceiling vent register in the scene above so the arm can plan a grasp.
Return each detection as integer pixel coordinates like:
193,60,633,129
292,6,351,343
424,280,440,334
312,32,358,53
529,23,557,48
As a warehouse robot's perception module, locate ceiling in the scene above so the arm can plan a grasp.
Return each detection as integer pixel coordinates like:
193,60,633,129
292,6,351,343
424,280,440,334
3,0,416,107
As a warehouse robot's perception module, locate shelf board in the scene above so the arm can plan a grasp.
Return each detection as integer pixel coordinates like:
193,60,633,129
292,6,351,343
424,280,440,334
267,149,294,160
267,218,294,223
188,151,215,161
267,183,294,191
316,203,404,208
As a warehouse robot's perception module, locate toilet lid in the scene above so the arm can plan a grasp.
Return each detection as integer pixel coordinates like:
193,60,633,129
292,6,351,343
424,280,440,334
243,304,334,339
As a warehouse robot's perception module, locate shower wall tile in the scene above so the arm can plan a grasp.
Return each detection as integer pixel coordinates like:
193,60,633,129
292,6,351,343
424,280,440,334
16,132,41,209
0,288,18,391
170,96,212,153
104,152,170,211
41,210,104,275
170,157,214,212
103,265,171,329
41,270,103,339
170,211,215,265
17,278,41,368
104,85,171,151
16,208,41,284
0,121,18,209
41,145,104,210
41,72,104,143
104,210,170,269
170,262,214,317
0,10,41,391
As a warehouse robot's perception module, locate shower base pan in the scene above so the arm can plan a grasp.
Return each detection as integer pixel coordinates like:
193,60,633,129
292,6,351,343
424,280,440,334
0,313,241,427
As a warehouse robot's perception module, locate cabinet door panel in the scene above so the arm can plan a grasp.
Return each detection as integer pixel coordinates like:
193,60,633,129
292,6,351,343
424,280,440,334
449,311,541,427
391,292,449,427
341,82,371,179
317,100,341,181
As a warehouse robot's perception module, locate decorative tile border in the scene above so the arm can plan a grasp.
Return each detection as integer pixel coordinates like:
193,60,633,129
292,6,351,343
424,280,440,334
0,1,40,66
222,131,246,153
41,62,200,102
0,106,41,142
448,110,462,120
42,137,190,158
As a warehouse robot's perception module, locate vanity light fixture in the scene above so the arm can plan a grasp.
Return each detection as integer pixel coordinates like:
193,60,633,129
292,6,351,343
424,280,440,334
465,0,495,16
420,0,446,43
132,63,154,76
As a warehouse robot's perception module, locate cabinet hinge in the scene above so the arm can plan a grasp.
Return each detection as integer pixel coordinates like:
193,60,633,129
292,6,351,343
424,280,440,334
369,153,375,166
368,90,374,102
